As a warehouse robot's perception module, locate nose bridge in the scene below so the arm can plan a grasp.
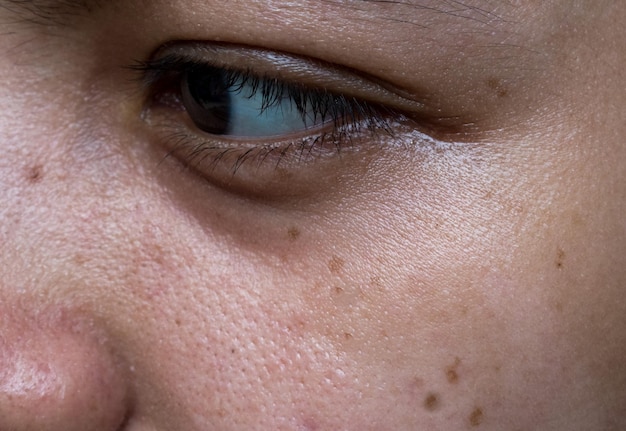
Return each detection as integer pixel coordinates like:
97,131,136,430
0,305,130,431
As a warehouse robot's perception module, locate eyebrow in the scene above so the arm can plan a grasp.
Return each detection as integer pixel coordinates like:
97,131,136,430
0,0,104,25
1,0,503,28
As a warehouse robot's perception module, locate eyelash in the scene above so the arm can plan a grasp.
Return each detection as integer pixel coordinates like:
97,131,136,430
133,53,397,173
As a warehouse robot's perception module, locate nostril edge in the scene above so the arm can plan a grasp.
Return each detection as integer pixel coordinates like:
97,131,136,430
0,306,130,431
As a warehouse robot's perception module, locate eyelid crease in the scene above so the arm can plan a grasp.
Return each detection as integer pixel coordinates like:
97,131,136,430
144,41,427,114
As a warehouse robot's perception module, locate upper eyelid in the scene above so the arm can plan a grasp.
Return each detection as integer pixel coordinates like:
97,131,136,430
137,41,427,113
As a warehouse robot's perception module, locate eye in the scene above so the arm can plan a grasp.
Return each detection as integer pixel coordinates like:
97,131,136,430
181,65,328,137
135,43,425,197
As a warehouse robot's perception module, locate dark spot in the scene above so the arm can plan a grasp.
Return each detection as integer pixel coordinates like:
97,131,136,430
486,77,508,98
328,256,345,274
231,348,236,354
446,357,461,384
554,301,564,313
470,407,484,426
334,286,344,296
447,369,458,384
424,393,440,411
26,164,44,183
288,227,301,241
343,332,353,340
174,318,182,326
555,247,565,269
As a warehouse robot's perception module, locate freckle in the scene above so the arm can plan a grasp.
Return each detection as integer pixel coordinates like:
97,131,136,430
486,77,508,98
288,227,301,241
26,164,44,183
424,393,440,411
328,256,345,274
469,407,484,426
343,332,353,340
445,357,461,384
447,369,458,384
555,247,565,269
554,301,564,313
174,318,182,326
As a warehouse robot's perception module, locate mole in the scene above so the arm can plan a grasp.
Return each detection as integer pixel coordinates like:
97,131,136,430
423,393,440,411
555,247,565,269
469,407,484,426
26,164,44,183
445,357,461,384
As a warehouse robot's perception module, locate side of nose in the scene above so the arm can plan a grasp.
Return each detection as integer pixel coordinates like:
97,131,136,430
0,305,130,431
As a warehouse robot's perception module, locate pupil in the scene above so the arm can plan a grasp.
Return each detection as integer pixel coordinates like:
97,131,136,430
183,66,232,135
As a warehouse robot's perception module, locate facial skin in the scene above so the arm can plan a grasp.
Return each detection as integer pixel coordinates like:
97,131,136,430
1,0,625,429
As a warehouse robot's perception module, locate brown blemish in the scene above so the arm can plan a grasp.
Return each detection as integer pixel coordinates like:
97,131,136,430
287,227,301,241
486,77,508,98
174,318,182,326
445,357,461,384
424,393,440,411
26,164,44,183
555,247,565,269
328,256,345,274
469,407,484,426
554,301,564,313
343,332,353,340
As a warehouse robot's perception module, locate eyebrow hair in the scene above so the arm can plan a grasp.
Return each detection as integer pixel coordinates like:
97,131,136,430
0,0,104,25
330,0,503,25
1,0,503,28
